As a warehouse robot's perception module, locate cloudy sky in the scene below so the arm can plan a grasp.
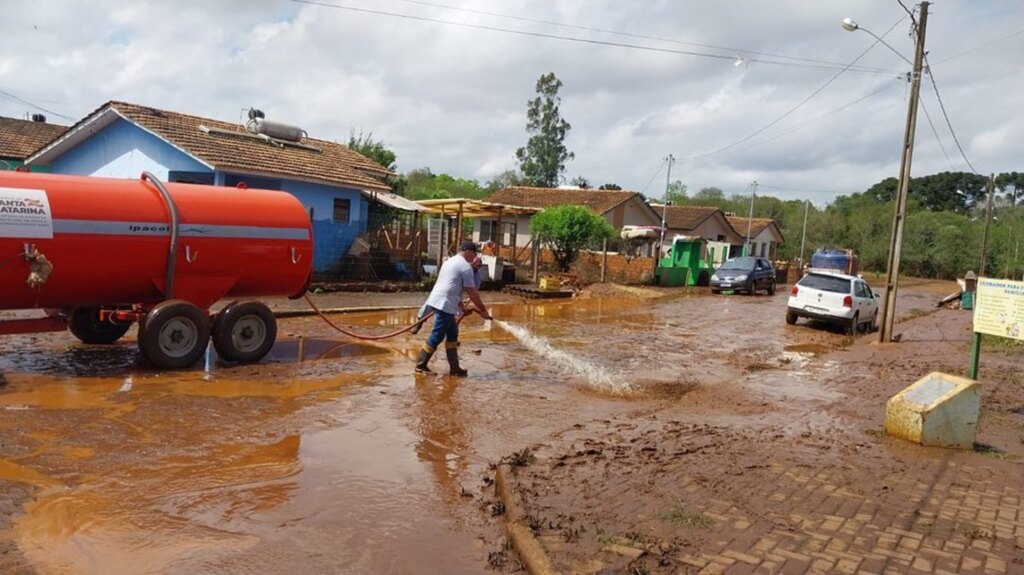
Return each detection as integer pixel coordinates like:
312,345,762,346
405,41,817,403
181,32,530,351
1,1,1021,204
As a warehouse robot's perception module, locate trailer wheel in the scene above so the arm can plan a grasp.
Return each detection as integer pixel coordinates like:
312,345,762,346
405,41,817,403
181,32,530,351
212,301,277,363
68,307,131,345
139,300,210,369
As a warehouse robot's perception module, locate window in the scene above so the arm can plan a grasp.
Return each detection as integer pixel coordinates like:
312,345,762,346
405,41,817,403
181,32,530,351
333,198,350,223
479,220,497,242
168,171,214,185
799,274,851,294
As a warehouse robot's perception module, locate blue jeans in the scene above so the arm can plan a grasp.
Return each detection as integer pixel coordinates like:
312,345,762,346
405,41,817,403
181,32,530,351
424,306,458,351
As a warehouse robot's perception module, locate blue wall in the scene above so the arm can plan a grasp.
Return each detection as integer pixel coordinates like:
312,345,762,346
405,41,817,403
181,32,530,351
42,119,368,273
48,119,210,179
278,178,368,272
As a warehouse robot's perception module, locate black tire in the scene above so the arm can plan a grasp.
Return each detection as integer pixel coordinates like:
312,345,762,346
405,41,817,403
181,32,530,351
68,307,131,345
786,310,797,325
868,311,878,333
846,313,859,336
138,300,210,369
711,289,720,295
212,300,277,363
767,280,776,296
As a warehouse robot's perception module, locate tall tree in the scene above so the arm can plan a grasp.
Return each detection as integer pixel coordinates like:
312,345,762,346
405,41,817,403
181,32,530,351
693,187,724,203
348,130,397,171
570,176,591,189
664,181,687,205
485,169,527,194
516,73,574,187
598,183,622,190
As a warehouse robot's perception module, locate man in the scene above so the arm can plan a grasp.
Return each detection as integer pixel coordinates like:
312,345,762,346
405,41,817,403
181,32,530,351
415,241,493,376
410,254,484,335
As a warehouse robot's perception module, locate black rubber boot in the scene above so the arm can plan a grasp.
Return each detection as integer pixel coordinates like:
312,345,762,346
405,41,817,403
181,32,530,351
446,348,468,377
415,348,434,373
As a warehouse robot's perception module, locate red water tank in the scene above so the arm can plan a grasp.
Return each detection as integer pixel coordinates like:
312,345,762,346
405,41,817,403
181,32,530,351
0,171,314,368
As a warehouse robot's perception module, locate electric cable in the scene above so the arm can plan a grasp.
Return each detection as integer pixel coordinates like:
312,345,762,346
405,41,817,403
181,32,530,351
290,0,903,76
382,0,901,75
922,54,978,174
0,88,76,122
918,93,955,171
931,28,1024,65
679,16,908,163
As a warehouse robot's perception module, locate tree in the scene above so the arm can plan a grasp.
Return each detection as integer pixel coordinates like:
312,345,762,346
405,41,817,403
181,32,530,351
530,205,615,271
485,169,527,194
570,176,591,189
693,187,724,202
516,73,574,187
664,180,687,205
598,183,622,190
995,172,1024,206
348,130,397,171
402,167,487,201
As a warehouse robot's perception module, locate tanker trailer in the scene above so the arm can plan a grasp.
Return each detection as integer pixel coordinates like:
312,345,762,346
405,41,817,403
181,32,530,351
0,170,313,369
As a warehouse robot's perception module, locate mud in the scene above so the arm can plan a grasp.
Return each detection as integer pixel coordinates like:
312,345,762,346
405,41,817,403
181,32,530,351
1,280,1021,574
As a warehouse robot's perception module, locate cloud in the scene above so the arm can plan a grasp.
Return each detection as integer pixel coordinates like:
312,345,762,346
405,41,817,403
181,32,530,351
0,0,1020,203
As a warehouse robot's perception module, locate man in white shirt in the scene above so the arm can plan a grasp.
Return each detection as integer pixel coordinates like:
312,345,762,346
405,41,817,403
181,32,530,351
415,241,493,376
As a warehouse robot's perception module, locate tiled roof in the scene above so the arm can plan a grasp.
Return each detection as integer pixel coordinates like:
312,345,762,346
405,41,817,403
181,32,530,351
484,186,638,215
727,216,780,240
0,116,67,160
34,101,393,192
660,205,721,230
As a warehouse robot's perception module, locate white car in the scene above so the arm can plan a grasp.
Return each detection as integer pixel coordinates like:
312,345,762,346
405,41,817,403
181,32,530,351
786,271,879,334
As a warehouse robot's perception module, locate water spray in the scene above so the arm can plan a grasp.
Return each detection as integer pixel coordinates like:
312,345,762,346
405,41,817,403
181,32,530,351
493,320,634,395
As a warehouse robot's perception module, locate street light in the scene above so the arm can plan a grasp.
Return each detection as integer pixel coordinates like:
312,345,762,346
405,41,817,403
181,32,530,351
844,3,930,344
840,18,914,66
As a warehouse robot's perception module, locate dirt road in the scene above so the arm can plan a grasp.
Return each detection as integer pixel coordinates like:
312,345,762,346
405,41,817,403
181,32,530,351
1,281,1021,574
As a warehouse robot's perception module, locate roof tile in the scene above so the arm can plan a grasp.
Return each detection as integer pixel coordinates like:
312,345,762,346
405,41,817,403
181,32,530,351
484,186,639,215
0,116,67,161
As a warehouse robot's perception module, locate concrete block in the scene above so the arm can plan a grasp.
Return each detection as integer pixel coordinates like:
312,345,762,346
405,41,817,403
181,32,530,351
885,372,980,449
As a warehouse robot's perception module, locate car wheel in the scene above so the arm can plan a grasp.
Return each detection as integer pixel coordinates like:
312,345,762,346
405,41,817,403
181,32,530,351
786,310,797,325
846,313,859,336
868,310,878,332
767,280,776,296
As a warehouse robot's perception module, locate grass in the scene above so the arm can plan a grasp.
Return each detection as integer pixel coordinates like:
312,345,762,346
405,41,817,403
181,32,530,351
659,507,713,529
595,528,617,545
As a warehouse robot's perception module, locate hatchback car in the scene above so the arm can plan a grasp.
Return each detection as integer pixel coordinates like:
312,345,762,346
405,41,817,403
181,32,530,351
710,257,776,295
786,271,879,334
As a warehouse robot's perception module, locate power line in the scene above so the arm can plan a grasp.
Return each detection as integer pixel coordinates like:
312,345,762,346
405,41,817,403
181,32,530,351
639,158,667,195
757,183,855,195
679,16,908,162
384,0,901,76
922,54,978,174
0,88,77,122
918,93,955,170
289,0,903,76
712,80,902,158
931,28,1024,65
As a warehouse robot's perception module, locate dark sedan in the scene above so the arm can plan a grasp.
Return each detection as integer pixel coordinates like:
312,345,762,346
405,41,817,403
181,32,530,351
710,256,776,295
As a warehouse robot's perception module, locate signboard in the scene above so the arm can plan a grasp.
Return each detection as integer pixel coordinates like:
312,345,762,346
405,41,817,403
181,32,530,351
0,187,53,239
973,277,1024,341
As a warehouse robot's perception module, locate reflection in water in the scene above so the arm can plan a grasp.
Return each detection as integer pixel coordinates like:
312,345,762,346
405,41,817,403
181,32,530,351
413,376,471,505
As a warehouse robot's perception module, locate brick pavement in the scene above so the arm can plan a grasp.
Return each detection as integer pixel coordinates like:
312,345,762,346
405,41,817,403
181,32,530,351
507,417,1024,574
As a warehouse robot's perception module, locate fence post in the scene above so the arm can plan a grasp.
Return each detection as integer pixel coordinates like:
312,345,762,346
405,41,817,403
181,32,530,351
601,238,608,283
532,239,539,283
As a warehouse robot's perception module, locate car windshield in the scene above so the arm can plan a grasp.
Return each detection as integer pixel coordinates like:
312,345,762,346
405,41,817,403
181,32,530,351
717,259,755,272
799,273,851,294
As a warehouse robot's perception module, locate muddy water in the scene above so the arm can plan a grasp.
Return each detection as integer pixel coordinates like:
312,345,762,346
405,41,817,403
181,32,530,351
0,286,944,574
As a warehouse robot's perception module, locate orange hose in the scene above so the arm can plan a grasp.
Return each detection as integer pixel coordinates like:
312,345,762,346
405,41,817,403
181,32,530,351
302,293,472,341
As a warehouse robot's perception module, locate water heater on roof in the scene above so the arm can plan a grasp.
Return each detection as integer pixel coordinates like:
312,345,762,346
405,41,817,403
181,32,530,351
247,117,307,142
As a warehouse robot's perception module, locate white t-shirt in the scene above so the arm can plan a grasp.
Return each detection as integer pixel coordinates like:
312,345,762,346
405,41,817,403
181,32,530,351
425,256,476,314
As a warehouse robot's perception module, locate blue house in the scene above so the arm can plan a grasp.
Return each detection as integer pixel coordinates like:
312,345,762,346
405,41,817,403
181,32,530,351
24,101,424,274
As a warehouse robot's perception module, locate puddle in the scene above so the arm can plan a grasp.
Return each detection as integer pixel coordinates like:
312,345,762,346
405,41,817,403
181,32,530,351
0,292,877,573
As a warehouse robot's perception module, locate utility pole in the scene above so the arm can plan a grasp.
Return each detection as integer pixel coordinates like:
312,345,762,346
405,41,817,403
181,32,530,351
879,1,929,344
979,173,995,275
745,181,757,256
657,154,675,261
799,199,810,269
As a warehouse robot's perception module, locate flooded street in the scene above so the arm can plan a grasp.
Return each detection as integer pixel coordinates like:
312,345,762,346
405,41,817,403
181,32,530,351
2,282,1021,574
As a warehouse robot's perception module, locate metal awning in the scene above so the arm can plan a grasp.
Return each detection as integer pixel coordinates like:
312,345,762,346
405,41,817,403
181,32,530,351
414,198,538,217
363,190,429,212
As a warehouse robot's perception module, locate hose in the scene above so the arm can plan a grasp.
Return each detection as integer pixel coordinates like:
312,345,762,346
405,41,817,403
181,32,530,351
141,171,180,299
302,293,476,341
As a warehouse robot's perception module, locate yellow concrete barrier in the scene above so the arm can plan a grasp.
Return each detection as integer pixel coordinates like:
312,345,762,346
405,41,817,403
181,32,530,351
885,372,980,449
